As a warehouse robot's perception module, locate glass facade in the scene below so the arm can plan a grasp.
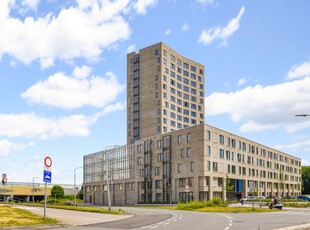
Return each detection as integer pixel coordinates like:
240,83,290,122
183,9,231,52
84,144,135,183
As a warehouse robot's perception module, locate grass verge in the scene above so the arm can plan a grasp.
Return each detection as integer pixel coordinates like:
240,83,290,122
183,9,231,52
19,203,123,215
0,205,57,227
176,199,278,213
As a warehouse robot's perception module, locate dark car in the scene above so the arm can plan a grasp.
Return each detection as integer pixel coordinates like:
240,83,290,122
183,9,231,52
297,195,310,201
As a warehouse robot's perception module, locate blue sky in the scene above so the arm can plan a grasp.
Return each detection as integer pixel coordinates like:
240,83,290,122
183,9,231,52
1,0,309,185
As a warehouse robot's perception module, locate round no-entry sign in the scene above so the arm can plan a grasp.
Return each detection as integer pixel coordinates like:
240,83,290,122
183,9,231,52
44,156,52,168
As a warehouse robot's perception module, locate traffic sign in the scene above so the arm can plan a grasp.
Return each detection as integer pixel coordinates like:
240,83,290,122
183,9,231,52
43,170,52,183
44,156,52,168
260,181,263,189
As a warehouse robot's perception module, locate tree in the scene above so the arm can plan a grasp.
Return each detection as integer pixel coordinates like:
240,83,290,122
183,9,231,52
76,186,83,200
51,185,64,198
302,166,310,194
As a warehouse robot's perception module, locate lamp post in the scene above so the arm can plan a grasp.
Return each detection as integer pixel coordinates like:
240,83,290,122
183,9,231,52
104,145,119,211
32,177,39,202
74,167,83,206
259,173,262,208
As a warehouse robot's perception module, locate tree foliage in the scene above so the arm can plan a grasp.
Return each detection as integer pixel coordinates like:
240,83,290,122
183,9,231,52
302,166,310,194
51,185,64,198
76,186,83,200
226,176,234,191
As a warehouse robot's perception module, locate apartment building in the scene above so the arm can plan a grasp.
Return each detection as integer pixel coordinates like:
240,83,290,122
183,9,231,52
83,42,301,205
127,42,205,144
83,124,301,205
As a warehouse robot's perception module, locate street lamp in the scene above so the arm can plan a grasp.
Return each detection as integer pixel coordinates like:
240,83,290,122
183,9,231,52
32,177,39,202
74,167,83,206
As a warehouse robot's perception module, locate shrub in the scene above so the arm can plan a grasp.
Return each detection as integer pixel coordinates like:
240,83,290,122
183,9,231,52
177,199,228,210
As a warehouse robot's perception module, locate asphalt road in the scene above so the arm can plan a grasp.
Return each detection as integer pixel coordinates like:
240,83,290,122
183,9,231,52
15,205,310,230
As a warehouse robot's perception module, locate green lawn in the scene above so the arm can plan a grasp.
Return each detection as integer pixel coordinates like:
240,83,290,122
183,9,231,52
0,205,58,227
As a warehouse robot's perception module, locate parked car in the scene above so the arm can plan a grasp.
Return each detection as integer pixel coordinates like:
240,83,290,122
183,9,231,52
239,196,256,204
297,195,310,201
257,196,266,199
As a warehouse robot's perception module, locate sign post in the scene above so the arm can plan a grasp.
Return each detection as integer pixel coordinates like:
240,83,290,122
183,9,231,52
43,156,52,219
2,173,7,202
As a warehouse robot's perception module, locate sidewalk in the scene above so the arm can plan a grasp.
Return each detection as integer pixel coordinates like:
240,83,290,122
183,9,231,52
14,205,134,226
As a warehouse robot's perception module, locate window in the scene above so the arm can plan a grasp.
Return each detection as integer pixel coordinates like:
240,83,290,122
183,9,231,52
179,178,185,187
226,151,230,160
213,162,218,171
207,161,211,171
190,162,195,172
187,148,191,157
177,59,182,66
232,165,236,174
140,169,145,177
191,66,196,72
137,145,142,153
219,149,224,158
157,140,162,149
137,157,143,165
155,180,161,188
187,133,191,142
219,135,224,145
157,153,163,162
177,164,181,173
178,135,181,144
155,167,160,175
218,178,223,187
181,149,184,158
207,146,211,155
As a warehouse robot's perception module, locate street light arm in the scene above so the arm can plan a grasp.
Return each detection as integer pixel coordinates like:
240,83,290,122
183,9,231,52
295,114,310,117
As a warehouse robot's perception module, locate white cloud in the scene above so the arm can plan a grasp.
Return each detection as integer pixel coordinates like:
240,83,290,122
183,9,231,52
274,139,310,152
0,0,131,67
0,139,34,156
133,0,158,15
287,61,310,80
21,66,125,109
0,102,125,140
0,113,96,139
196,0,214,5
21,0,40,10
181,23,189,32
199,6,245,46
127,44,136,53
237,78,248,87
205,77,310,132
72,65,92,79
165,29,171,35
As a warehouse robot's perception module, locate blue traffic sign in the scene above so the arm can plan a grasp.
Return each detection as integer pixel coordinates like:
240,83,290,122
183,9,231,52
43,170,52,183
260,181,263,188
